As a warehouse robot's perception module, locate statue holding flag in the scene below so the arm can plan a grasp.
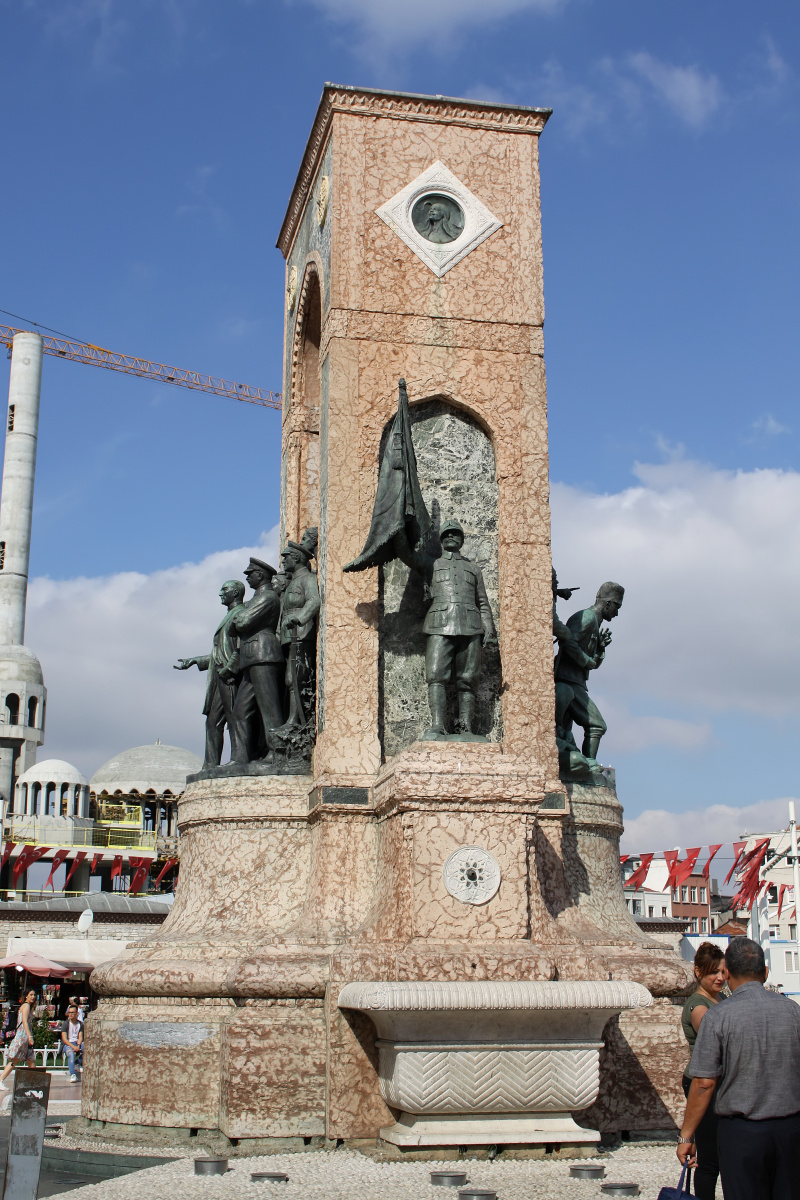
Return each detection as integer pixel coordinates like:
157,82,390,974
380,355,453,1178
346,380,496,741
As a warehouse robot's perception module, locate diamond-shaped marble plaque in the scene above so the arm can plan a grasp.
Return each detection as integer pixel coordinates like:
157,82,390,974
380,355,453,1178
376,161,503,278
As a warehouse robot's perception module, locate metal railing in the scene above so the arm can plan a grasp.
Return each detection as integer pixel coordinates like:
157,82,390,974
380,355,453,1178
4,822,157,851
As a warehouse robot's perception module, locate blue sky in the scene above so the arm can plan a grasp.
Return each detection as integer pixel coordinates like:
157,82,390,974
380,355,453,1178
2,0,799,856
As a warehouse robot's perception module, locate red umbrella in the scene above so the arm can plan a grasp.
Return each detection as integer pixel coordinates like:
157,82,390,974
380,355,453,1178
0,951,70,978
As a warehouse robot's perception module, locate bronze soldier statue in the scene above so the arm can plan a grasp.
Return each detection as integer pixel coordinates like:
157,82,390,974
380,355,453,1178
554,580,624,765
229,557,284,762
278,539,321,728
394,519,496,740
174,579,245,768
345,379,498,742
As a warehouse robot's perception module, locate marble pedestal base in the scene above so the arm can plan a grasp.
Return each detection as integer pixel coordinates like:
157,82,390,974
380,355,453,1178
380,1112,597,1147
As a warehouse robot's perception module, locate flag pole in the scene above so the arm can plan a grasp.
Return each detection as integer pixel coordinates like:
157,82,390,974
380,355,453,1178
790,801,800,953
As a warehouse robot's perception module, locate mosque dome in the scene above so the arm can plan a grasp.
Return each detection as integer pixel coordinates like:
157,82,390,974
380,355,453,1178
89,741,202,796
18,759,87,787
0,644,43,685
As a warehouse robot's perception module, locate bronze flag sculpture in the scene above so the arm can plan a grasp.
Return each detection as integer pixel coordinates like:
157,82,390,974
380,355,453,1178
344,379,431,573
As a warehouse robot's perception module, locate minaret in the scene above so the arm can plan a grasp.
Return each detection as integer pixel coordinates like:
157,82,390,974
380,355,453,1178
0,331,46,815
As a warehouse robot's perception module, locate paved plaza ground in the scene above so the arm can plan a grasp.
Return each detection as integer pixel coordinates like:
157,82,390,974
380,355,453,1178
42,1138,689,1200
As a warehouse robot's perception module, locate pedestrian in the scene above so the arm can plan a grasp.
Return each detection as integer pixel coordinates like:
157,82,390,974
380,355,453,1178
60,1003,83,1081
680,942,726,1200
0,987,37,1089
677,936,800,1200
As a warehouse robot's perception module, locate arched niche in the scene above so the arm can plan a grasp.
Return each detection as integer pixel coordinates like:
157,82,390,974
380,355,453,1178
378,397,502,758
285,266,322,540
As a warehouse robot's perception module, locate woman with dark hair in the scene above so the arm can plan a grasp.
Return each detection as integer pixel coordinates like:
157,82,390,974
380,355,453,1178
0,987,37,1090
681,942,726,1200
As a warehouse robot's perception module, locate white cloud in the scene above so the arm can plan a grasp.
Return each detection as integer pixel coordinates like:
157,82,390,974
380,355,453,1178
750,413,790,439
620,796,795,853
591,698,712,757
25,529,279,778
551,459,800,728
299,0,570,56
627,52,725,128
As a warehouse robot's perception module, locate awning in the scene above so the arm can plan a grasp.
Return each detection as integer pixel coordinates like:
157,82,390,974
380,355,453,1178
5,937,128,975
0,951,70,978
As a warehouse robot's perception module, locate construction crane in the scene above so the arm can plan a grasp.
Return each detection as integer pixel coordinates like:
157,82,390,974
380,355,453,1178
0,323,282,410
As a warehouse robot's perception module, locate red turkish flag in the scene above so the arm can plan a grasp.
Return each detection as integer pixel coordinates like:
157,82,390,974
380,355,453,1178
89,853,103,875
777,884,788,919
64,851,87,889
663,849,680,889
129,863,150,894
44,848,70,891
109,855,123,881
626,853,654,893
0,842,15,870
12,845,51,884
703,845,723,880
620,855,630,864
674,848,702,888
724,841,747,886
152,858,177,889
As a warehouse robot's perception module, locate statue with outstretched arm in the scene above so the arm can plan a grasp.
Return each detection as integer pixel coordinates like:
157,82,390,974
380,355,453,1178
174,579,245,768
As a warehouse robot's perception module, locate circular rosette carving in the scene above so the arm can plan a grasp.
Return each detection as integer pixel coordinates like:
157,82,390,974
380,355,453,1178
443,845,501,905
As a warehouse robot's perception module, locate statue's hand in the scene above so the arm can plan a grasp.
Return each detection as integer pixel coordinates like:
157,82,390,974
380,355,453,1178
174,658,196,670
482,629,498,646
599,629,612,648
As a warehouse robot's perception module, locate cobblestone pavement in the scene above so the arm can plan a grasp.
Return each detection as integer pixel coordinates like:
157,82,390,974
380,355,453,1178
53,1142,689,1200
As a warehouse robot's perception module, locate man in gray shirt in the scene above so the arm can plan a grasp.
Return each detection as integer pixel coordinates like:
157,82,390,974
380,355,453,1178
678,937,800,1200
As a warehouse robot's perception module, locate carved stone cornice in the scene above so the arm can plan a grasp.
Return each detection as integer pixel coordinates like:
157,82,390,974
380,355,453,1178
319,307,545,363
277,85,551,258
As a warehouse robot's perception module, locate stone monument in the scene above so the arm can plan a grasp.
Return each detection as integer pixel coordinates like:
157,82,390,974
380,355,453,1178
84,86,691,1151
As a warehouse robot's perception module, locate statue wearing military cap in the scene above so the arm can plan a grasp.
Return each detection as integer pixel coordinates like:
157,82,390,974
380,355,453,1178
229,556,283,761
345,379,497,741
393,517,496,740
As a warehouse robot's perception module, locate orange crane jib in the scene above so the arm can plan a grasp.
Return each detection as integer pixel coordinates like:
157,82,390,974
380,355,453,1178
0,324,282,410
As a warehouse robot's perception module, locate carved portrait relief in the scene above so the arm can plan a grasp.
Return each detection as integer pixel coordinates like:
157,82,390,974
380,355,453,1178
411,193,465,244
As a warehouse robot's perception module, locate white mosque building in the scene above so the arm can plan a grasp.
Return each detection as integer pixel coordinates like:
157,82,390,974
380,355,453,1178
3,742,201,896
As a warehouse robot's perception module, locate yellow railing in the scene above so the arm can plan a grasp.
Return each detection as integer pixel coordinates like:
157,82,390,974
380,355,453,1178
5,822,157,851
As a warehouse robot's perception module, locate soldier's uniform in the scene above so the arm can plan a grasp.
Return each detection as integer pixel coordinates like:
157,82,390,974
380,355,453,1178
230,557,284,761
403,519,495,736
554,605,607,759
195,601,244,768
279,544,321,727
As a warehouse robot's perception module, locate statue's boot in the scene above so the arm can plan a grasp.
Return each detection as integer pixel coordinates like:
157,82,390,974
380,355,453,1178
458,691,476,733
583,730,603,760
423,683,448,739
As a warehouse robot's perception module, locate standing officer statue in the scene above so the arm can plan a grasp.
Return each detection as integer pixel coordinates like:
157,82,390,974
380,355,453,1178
345,379,496,741
174,579,246,768
229,557,284,763
279,536,321,729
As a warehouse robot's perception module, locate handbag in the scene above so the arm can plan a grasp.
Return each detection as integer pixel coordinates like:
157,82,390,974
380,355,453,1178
657,1163,693,1200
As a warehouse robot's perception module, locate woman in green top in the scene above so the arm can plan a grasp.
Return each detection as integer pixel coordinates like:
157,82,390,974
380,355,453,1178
681,942,726,1200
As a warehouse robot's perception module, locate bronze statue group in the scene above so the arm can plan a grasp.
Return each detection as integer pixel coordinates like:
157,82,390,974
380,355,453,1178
175,527,320,773
177,379,625,781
